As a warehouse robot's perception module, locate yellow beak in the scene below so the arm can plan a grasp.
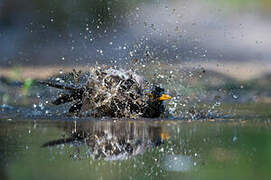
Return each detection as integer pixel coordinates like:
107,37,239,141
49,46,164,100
157,94,172,101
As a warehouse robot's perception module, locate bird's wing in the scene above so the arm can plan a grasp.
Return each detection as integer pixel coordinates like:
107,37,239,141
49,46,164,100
39,81,86,105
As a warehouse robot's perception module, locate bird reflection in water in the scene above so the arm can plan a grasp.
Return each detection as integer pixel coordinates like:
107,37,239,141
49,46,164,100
42,120,170,160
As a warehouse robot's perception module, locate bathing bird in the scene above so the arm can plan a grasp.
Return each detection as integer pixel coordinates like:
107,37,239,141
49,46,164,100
42,67,171,118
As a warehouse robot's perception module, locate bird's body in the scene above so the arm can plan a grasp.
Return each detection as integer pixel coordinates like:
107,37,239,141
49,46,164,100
43,67,171,118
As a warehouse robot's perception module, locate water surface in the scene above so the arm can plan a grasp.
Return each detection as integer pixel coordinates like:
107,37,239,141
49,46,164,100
1,109,270,180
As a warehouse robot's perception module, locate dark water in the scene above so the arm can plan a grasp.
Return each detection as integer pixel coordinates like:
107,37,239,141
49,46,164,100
0,110,271,180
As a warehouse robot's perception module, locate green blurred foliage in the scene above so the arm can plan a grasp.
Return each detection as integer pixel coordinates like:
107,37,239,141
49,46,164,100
28,0,147,31
0,0,148,32
22,78,33,96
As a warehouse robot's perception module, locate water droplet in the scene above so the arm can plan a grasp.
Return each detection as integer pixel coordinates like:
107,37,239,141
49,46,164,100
232,94,239,100
233,136,238,143
215,101,221,106
39,103,44,110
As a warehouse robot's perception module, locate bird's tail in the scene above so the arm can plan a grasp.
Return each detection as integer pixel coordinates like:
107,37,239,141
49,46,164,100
39,81,84,105
39,81,81,91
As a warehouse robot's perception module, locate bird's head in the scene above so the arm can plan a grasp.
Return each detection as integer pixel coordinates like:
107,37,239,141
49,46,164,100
141,86,172,118
148,86,172,102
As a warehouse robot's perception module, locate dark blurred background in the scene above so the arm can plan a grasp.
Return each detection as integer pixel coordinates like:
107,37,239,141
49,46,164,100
0,0,271,67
